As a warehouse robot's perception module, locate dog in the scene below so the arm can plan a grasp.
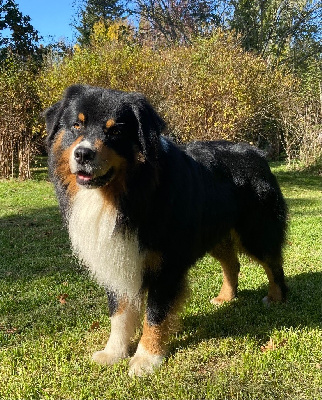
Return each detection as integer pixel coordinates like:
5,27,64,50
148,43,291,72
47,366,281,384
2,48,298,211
45,84,287,376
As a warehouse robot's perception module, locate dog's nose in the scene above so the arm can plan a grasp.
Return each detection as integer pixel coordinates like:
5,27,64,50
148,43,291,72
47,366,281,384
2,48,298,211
74,146,95,164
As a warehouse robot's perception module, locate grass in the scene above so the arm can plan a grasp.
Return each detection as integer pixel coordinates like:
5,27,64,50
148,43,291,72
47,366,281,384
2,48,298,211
0,163,321,400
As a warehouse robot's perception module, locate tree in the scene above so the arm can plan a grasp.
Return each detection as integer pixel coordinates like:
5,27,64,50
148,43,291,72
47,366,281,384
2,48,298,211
228,0,322,66
134,0,222,44
73,0,126,45
0,0,40,59
0,54,43,179
0,1,43,179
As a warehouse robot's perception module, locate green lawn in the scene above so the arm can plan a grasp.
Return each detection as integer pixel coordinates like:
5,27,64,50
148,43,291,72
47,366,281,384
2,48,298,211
0,164,321,400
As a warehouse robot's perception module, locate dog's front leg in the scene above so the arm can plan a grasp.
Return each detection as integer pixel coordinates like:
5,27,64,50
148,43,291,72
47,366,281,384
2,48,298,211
92,290,141,365
128,316,167,376
129,278,185,377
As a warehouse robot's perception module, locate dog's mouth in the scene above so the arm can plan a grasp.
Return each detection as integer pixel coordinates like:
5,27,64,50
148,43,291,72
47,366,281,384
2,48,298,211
76,168,115,188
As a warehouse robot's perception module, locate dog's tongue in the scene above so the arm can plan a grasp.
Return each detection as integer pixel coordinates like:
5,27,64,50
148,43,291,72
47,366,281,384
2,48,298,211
77,173,92,182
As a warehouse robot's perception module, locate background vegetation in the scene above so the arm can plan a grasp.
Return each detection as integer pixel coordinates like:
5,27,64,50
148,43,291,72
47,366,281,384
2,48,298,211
0,0,321,178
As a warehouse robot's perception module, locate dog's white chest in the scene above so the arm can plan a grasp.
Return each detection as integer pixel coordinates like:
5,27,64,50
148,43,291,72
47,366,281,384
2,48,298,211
68,188,144,299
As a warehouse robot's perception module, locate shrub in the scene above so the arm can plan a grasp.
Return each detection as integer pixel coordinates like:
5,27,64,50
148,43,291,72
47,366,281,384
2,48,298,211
39,27,320,164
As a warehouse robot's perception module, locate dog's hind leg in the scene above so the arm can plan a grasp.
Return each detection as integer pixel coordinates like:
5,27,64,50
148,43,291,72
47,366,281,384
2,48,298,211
260,257,287,303
238,237,287,303
92,290,141,365
210,236,240,305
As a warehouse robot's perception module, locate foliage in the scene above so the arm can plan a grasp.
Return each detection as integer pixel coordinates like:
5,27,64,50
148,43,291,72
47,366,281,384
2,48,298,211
89,18,134,46
131,0,322,69
0,55,43,179
72,0,127,46
0,0,40,60
226,0,322,164
40,28,311,160
228,0,322,67
0,0,48,180
0,165,321,399
133,0,221,44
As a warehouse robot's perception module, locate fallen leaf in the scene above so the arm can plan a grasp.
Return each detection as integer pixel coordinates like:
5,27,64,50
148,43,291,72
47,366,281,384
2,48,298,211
6,327,17,334
261,338,276,352
0,325,17,334
261,337,287,352
89,321,100,331
58,293,69,304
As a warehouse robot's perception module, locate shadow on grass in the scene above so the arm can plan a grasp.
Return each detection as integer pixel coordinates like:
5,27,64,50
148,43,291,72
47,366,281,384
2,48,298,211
286,197,320,217
272,164,321,190
174,271,322,352
0,206,72,280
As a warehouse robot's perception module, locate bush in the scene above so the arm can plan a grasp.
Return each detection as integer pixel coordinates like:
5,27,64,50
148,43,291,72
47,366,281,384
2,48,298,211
38,26,321,166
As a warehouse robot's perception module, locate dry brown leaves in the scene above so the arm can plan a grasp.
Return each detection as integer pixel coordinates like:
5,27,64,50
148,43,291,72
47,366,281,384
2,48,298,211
260,338,288,352
0,325,17,334
58,293,69,304
89,321,100,331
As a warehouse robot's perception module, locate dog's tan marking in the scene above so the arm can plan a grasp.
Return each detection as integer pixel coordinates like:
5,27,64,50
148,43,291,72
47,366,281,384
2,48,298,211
129,283,188,376
230,230,284,303
94,139,126,169
55,136,84,198
137,151,146,163
105,119,116,129
140,318,169,355
129,343,164,377
128,318,169,377
210,234,240,304
94,138,105,153
78,112,85,122
262,263,283,302
114,296,129,316
52,130,65,155
129,301,182,377
247,253,284,303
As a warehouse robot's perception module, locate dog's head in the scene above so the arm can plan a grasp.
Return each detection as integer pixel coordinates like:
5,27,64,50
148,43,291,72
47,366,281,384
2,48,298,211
45,85,165,190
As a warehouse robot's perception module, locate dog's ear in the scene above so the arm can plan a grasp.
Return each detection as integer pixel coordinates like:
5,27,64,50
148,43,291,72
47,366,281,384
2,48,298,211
64,84,86,99
44,85,86,144
127,93,166,162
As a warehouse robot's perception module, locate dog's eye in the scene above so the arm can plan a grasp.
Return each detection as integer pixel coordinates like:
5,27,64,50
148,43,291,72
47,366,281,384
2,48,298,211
104,126,120,135
104,120,125,136
73,122,81,130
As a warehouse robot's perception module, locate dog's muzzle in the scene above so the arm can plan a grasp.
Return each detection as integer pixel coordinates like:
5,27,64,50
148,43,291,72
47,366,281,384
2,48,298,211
71,142,114,188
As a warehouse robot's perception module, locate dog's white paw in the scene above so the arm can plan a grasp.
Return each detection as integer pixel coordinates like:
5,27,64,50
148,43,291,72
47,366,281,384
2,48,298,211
128,344,164,377
128,354,163,377
92,349,127,365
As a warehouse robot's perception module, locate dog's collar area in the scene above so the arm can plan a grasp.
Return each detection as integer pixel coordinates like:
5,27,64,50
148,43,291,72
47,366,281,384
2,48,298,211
76,168,115,188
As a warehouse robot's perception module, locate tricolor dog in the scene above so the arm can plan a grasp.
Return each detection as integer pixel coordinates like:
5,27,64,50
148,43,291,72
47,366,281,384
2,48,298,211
45,84,287,376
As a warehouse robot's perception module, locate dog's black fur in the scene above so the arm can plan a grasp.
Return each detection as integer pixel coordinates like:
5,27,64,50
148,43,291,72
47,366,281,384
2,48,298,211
45,84,287,375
